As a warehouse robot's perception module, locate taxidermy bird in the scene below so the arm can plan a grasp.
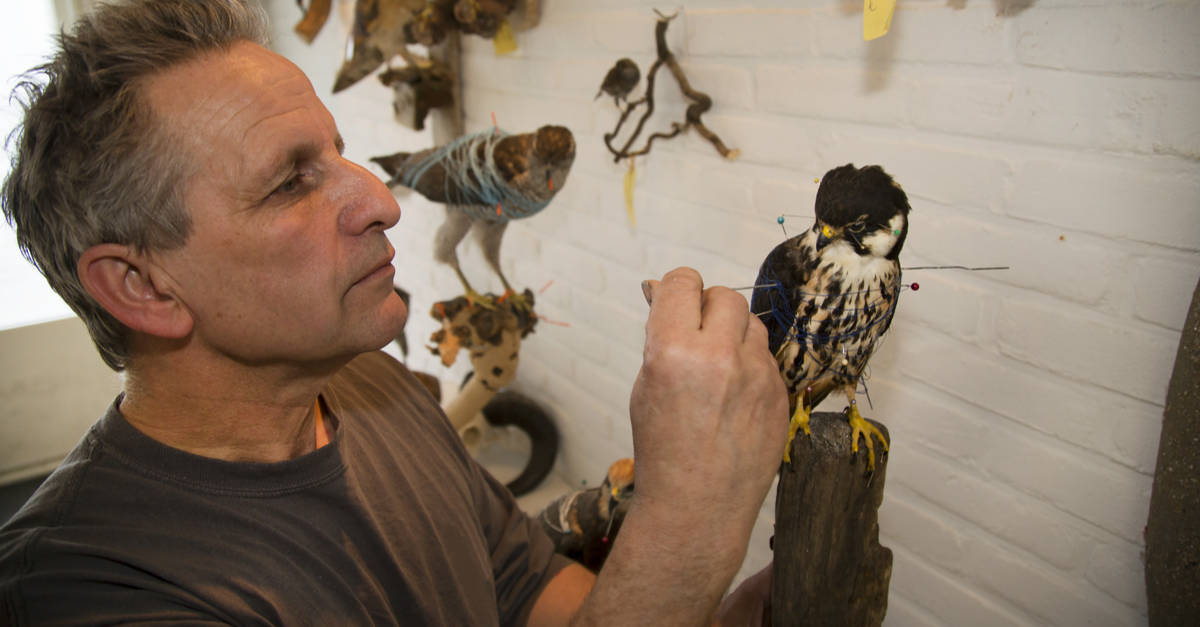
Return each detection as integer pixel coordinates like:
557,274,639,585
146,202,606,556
750,164,911,473
595,58,640,106
537,458,634,572
333,0,425,93
371,125,575,305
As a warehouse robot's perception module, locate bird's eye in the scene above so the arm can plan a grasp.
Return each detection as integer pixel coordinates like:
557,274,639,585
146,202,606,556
624,482,634,493
821,225,834,238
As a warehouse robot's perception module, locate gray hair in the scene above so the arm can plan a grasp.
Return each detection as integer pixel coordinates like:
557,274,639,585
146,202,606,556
1,0,269,371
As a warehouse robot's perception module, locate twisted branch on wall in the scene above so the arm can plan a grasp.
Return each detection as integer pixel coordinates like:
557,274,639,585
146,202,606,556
604,11,738,163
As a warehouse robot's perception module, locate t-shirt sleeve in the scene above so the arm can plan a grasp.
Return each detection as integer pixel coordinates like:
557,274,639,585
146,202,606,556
471,462,573,627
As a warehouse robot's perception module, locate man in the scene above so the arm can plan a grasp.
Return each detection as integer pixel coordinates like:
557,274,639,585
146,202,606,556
0,1,787,625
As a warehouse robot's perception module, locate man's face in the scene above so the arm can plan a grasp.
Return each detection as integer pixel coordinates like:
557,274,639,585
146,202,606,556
143,41,406,368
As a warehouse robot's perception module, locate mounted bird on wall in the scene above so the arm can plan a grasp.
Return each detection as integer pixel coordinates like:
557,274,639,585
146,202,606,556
371,125,575,306
750,164,911,474
595,58,640,107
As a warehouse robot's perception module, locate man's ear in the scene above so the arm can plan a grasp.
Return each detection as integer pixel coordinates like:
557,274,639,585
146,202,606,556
77,244,193,339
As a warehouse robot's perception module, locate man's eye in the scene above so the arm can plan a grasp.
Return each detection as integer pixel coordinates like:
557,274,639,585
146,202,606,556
272,172,308,197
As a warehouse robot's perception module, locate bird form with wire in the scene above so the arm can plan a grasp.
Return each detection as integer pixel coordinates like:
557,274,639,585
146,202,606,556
536,458,635,572
371,125,575,306
750,164,912,474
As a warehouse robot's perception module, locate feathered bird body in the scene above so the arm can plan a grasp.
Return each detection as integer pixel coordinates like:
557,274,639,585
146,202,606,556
595,58,640,106
371,125,575,301
752,164,910,470
371,125,574,218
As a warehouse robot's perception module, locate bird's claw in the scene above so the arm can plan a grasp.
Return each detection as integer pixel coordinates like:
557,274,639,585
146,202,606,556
782,404,812,464
498,289,532,312
846,403,888,473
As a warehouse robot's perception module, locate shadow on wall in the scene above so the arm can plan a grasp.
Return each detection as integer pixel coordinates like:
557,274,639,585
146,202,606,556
829,0,1038,92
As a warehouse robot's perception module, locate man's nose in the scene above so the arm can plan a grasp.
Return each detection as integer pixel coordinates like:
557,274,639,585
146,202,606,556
337,160,402,235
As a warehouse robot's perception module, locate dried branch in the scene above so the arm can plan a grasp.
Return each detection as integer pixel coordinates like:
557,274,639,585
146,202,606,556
603,11,738,163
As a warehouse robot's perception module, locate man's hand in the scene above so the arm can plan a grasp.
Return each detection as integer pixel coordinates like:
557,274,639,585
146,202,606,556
716,563,772,626
571,267,788,625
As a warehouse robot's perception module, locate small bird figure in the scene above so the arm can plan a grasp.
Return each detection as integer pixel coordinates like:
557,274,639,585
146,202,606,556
595,58,640,107
751,164,911,473
537,458,635,572
371,125,575,306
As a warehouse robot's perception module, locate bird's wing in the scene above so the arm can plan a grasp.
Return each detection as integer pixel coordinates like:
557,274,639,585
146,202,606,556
751,234,812,356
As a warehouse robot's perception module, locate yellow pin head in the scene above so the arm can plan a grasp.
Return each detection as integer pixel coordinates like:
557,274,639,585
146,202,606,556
821,225,834,238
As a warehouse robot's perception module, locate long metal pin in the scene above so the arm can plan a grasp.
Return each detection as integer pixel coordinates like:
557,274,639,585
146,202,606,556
730,284,777,291
902,265,1010,271
861,377,874,411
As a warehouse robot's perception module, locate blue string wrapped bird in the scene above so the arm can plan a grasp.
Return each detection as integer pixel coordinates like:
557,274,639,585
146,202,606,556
750,164,911,473
372,125,576,305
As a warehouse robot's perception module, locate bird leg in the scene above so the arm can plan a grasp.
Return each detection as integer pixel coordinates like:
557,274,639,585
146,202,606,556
474,220,531,311
782,386,814,464
437,208,495,308
844,385,888,473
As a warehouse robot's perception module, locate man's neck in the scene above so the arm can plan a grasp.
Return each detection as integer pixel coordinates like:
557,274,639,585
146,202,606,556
119,351,347,463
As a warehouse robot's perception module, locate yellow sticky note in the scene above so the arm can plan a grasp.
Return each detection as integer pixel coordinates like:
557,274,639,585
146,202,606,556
623,159,637,227
493,19,518,55
863,0,897,41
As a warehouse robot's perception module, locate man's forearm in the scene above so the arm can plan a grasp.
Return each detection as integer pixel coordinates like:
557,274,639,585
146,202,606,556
570,497,753,625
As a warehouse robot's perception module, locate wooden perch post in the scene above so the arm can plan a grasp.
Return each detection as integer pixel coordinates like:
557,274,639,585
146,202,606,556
771,411,893,627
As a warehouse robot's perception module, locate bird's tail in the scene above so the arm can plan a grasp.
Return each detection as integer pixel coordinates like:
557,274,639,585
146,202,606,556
369,152,413,180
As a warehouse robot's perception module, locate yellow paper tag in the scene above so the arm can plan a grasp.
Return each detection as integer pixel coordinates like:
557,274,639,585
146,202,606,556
863,0,897,41
623,158,637,227
493,19,518,55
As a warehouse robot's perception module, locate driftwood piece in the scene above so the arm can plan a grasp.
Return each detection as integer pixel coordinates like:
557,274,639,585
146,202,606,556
772,411,892,627
378,61,455,131
1145,277,1200,625
602,11,738,163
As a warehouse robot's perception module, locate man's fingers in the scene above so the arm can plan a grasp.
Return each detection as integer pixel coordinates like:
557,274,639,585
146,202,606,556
700,286,751,344
644,267,703,333
744,314,771,353
641,280,658,306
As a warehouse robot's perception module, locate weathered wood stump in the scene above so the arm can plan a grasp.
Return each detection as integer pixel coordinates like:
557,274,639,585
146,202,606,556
1145,278,1200,625
771,411,892,627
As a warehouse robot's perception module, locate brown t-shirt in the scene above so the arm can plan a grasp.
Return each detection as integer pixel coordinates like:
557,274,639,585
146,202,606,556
0,351,569,625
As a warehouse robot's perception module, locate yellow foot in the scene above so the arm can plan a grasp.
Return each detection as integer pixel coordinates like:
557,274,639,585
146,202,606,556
497,289,532,312
782,404,812,464
463,288,497,309
846,401,889,473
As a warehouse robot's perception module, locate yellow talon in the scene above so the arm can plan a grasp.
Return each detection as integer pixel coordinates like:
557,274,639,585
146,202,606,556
463,288,497,310
500,289,532,312
783,403,812,463
846,401,889,472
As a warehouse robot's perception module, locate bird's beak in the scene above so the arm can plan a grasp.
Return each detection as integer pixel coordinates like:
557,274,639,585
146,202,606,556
816,224,834,250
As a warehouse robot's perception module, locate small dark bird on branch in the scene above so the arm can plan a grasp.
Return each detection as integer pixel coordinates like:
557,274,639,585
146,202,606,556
595,58,640,107
751,164,911,474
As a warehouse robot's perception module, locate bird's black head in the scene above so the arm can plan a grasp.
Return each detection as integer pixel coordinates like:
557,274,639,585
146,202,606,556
813,164,911,259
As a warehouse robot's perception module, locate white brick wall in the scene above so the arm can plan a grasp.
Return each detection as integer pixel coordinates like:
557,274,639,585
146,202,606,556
267,1,1200,624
